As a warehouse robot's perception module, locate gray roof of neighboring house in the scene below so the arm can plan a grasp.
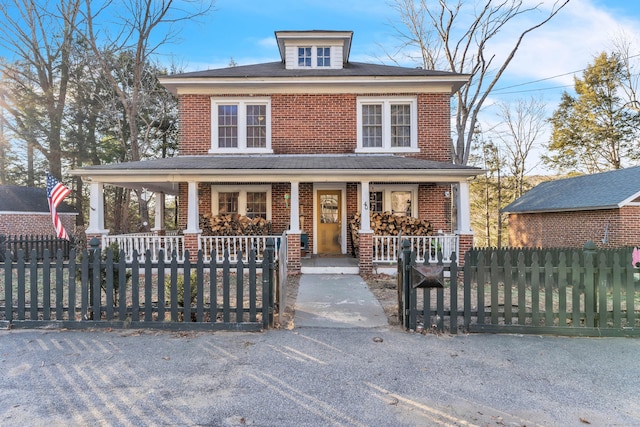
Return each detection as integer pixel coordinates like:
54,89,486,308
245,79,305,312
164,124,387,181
0,185,76,213
502,166,640,213
160,61,463,80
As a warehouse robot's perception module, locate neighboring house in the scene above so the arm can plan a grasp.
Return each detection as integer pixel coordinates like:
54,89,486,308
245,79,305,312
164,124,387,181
0,185,77,236
71,30,481,273
503,166,640,248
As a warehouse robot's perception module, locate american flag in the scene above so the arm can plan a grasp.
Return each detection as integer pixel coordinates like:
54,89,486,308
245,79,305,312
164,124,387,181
46,172,72,240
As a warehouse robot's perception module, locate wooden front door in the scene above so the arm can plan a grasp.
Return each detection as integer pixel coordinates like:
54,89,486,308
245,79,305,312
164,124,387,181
317,190,342,254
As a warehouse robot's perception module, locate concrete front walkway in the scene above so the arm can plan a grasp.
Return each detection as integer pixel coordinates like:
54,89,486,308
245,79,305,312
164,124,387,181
294,274,388,328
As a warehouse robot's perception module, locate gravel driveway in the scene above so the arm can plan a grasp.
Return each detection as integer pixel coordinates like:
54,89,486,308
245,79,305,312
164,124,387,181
1,327,638,426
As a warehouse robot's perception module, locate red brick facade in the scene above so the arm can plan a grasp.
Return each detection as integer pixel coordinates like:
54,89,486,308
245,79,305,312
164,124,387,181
177,92,453,162
507,206,640,249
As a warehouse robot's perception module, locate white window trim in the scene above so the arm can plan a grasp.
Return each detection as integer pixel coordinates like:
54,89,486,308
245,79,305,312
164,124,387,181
355,97,419,153
210,98,272,154
294,45,332,69
211,185,272,220
361,184,418,217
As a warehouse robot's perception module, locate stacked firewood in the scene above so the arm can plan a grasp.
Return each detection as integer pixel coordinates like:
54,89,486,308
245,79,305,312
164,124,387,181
350,211,433,252
200,213,272,236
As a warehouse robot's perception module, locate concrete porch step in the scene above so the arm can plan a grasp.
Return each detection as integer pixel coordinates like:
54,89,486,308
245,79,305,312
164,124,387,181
300,256,359,275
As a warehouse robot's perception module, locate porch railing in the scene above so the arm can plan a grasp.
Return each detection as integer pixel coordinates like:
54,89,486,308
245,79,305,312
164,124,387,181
104,232,451,264
199,235,281,263
102,233,185,263
373,234,458,263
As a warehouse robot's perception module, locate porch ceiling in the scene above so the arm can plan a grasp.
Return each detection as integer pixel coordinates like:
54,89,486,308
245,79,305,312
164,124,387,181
70,154,483,194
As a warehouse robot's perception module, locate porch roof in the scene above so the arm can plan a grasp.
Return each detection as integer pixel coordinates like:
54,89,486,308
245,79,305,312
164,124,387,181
71,154,482,195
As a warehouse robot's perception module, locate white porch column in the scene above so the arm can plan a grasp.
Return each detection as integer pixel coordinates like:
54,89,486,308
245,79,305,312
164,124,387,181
151,192,165,232
359,181,371,232
184,181,201,234
456,180,473,234
86,181,108,235
289,181,300,233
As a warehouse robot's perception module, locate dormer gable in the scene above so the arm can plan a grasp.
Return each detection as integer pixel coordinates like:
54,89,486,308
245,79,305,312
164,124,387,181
275,30,353,70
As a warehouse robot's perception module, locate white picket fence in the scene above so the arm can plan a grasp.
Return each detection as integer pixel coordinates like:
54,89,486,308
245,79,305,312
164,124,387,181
102,233,185,262
199,235,281,263
103,232,455,265
373,234,458,263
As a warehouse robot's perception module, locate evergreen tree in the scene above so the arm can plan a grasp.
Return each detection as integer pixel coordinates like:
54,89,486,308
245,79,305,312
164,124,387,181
545,52,640,173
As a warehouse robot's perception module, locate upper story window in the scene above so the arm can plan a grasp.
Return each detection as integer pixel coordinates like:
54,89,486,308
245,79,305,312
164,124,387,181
296,46,332,68
211,98,272,153
317,47,331,67
298,47,312,67
356,97,418,153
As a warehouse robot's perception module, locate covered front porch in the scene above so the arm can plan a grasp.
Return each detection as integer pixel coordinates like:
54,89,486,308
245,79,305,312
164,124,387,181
71,154,479,274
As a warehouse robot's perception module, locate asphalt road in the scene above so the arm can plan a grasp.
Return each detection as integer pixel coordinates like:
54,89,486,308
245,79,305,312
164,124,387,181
1,327,638,426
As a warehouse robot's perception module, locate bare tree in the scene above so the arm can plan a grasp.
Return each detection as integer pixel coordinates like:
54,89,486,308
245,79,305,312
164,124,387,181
0,0,81,180
491,97,547,197
390,0,569,166
79,0,213,227
80,0,213,163
612,33,640,111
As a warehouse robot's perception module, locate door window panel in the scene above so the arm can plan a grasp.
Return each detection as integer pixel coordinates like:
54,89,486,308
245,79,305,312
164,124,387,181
320,194,339,223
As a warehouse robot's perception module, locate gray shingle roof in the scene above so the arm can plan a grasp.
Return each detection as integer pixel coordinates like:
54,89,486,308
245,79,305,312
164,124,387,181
160,61,465,79
502,166,640,213
78,154,479,172
0,185,75,213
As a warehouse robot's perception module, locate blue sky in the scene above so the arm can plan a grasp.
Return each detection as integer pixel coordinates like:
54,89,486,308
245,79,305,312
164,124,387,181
158,0,640,104
153,0,640,173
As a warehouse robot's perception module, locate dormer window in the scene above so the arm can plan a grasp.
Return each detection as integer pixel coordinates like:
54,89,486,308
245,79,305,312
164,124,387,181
298,47,312,67
277,31,351,70
317,47,331,67
297,46,331,68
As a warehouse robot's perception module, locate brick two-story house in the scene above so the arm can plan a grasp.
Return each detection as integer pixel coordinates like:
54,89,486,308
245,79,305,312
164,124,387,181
72,30,481,273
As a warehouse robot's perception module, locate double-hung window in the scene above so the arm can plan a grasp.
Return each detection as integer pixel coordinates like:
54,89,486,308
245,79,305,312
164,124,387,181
356,97,418,153
298,47,312,67
364,185,417,217
317,47,331,67
211,98,271,153
211,186,272,220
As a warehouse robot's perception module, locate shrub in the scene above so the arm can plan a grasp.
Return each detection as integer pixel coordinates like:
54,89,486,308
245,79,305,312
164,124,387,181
165,271,199,307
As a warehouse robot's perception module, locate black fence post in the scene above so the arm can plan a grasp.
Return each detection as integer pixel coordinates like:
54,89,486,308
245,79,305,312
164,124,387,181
263,238,275,329
89,237,101,321
400,239,413,330
0,235,6,262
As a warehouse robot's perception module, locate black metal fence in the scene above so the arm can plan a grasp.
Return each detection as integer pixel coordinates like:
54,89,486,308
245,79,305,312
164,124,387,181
1,238,276,331
0,234,72,262
399,240,640,337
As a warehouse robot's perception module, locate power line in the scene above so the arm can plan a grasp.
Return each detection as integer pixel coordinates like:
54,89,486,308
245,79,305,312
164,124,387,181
493,69,582,92
492,83,574,96
492,52,640,94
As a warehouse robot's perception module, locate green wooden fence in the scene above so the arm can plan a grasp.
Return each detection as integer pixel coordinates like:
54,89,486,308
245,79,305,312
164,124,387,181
0,234,72,262
399,241,640,337
0,238,276,331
